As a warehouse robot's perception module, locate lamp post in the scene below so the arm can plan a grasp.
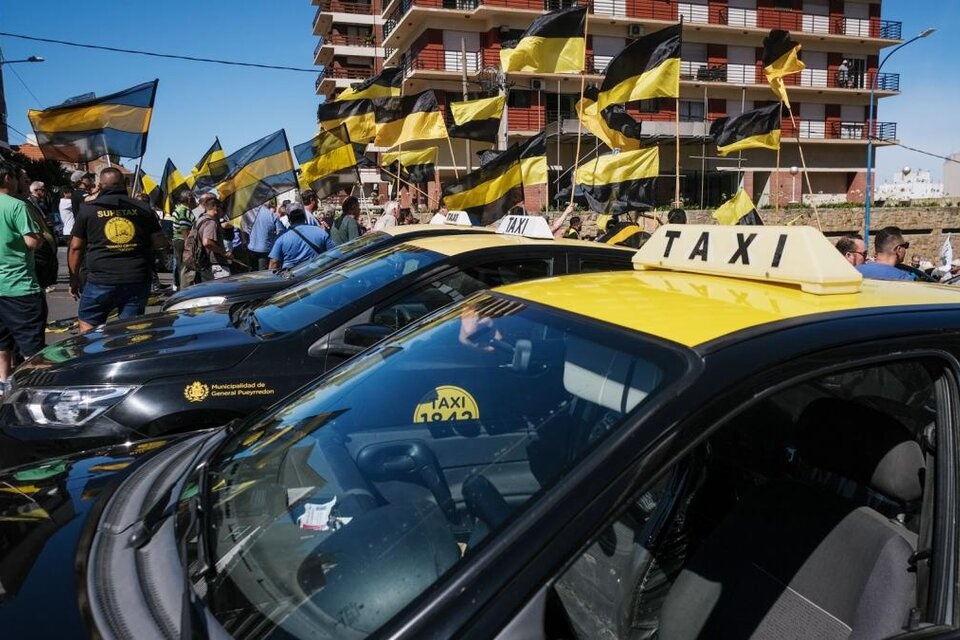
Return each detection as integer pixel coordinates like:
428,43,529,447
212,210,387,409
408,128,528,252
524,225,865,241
0,52,45,146
863,27,934,249
789,166,799,204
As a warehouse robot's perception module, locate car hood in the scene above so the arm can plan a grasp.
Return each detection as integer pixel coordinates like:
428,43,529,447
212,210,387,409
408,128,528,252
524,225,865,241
17,307,260,385
162,270,288,309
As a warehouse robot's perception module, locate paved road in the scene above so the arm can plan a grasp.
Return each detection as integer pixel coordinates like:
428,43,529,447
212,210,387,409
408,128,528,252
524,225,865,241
45,247,175,345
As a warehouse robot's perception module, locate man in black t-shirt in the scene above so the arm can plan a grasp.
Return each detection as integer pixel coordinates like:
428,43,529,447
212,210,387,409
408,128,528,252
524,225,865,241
68,168,170,332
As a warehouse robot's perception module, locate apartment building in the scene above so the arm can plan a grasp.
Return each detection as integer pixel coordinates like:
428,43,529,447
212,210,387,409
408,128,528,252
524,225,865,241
314,0,904,210
312,0,385,99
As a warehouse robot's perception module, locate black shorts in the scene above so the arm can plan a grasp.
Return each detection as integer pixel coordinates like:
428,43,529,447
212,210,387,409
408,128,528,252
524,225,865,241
0,292,46,357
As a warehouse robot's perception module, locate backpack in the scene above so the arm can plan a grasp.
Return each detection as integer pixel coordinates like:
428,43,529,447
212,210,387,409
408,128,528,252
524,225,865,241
182,218,211,272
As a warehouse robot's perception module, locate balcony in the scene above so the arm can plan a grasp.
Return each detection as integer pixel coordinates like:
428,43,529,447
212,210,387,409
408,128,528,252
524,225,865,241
328,33,377,46
776,119,897,141
401,48,483,76
325,65,376,80
314,37,326,63
317,0,374,14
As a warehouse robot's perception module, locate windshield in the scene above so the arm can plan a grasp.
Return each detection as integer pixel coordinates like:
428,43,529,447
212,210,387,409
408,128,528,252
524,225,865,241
254,244,445,333
203,292,689,638
287,230,392,279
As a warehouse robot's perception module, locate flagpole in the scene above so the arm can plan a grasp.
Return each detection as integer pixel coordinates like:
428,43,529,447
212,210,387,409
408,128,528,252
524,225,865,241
786,106,822,231
568,7,590,207
775,124,781,216
445,136,460,180
380,165,432,203
132,156,144,197
461,38,472,174
674,96,681,207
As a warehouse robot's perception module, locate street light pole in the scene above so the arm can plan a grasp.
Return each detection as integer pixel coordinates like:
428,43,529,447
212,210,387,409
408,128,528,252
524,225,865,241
863,27,934,249
0,51,45,147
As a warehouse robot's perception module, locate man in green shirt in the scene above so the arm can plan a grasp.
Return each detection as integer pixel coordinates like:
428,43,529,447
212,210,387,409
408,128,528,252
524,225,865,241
330,196,361,245
172,191,196,290
0,160,44,391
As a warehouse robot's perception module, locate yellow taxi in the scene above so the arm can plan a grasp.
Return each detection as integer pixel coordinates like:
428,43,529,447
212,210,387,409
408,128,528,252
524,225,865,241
5,224,959,639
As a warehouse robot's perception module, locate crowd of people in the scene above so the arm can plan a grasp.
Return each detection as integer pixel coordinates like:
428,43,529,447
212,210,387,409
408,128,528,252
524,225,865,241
835,225,956,282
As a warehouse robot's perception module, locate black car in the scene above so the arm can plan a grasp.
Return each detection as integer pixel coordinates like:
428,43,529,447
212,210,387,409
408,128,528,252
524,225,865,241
2,225,960,638
161,223,491,311
0,231,633,467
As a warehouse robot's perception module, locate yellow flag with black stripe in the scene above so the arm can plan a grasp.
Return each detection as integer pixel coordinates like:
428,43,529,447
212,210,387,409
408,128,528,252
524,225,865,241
710,102,782,157
597,24,680,111
318,98,376,143
138,172,162,210
295,125,358,200
518,132,548,186
161,159,188,213
187,138,228,191
215,130,298,220
448,95,505,143
373,90,448,149
381,147,437,184
500,5,586,74
713,188,763,225
337,67,403,101
575,146,660,214
763,30,806,108
442,143,524,225
576,86,642,151
27,79,158,163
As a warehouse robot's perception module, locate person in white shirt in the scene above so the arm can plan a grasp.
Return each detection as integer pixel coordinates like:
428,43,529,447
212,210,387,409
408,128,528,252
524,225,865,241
59,185,75,239
374,201,399,230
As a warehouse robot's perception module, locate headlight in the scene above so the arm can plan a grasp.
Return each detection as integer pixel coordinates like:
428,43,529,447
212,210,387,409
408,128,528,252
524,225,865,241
6,386,137,427
166,296,227,311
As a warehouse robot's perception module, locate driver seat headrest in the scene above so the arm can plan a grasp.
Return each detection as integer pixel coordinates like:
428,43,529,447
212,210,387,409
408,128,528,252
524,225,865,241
794,398,925,503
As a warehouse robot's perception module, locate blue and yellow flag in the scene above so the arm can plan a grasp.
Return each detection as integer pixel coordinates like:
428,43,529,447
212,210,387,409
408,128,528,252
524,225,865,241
188,138,229,191
161,159,189,213
28,80,158,163
216,130,297,220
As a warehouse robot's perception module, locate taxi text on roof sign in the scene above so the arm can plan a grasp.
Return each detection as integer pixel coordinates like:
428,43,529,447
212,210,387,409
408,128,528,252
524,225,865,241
633,225,863,294
496,215,554,239
430,210,473,226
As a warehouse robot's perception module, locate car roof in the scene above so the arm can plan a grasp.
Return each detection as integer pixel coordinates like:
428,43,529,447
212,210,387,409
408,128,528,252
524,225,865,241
403,233,635,256
494,225,960,348
380,223,492,237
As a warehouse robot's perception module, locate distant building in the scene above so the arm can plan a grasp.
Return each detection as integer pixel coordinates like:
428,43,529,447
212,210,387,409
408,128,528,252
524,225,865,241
876,169,943,201
945,152,960,197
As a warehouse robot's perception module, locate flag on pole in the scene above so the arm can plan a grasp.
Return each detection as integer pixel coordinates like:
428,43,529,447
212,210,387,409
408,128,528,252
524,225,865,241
574,147,660,214
188,138,229,191
27,80,158,163
576,86,643,151
762,30,806,108
448,95,505,143
381,147,438,184
216,130,298,220
499,5,587,74
336,67,404,101
939,235,953,271
295,125,358,200
161,159,189,213
518,132,548,187
442,143,524,225
373,90,448,149
710,102,782,157
713,188,763,225
318,99,377,143
138,172,162,210
597,24,681,111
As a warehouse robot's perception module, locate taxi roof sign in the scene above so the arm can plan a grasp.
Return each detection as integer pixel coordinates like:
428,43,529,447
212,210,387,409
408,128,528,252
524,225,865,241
633,225,863,295
429,210,474,226
496,215,554,240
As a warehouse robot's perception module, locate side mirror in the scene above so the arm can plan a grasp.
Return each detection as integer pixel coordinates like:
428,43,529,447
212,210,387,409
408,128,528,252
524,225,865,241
343,323,394,348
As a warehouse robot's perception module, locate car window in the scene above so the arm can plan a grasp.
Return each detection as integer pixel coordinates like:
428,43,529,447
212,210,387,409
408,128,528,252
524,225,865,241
253,244,445,333
577,255,633,274
287,230,391,278
370,258,555,332
202,292,689,639
551,358,946,639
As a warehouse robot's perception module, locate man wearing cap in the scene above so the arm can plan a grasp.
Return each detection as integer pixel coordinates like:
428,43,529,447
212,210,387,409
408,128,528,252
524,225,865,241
69,167,170,332
268,205,335,270
856,226,915,281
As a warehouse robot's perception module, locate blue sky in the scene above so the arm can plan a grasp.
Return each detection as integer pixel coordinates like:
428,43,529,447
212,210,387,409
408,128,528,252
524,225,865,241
1,0,956,185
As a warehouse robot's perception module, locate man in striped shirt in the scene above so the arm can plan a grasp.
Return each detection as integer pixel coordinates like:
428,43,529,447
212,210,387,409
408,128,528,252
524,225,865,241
172,191,196,290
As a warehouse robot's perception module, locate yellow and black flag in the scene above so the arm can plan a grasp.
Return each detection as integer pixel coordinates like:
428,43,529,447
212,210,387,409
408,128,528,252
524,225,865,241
27,79,158,163
188,138,228,191
763,29,806,108
442,143,524,225
161,159,189,213
318,98,376,143
448,95,505,143
710,102,782,157
295,125,358,200
337,67,404,101
500,5,586,74
381,147,437,184
713,188,763,225
574,146,659,214
216,130,298,220
576,86,643,151
518,132,548,186
597,23,681,111
373,90,448,149
137,171,162,210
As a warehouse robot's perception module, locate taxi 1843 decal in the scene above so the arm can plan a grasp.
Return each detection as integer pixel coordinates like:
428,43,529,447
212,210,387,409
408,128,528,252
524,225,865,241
413,386,480,423
184,380,276,402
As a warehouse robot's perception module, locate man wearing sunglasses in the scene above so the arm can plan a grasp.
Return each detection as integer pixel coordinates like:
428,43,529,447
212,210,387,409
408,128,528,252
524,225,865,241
856,226,916,281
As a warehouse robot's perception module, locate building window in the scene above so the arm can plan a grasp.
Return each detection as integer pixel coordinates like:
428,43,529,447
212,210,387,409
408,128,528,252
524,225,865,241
638,98,661,113
773,0,792,8
509,91,532,108
679,100,705,122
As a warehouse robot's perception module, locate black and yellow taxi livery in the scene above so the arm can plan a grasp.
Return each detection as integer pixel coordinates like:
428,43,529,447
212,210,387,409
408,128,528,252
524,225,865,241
2,224,960,639
0,218,633,466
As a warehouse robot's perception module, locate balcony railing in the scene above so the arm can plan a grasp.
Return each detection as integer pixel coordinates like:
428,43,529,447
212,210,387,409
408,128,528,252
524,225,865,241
314,37,326,61
327,33,377,47
315,72,327,92
774,119,897,141
317,0,374,14
879,19,902,39
401,49,483,75
325,66,375,79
